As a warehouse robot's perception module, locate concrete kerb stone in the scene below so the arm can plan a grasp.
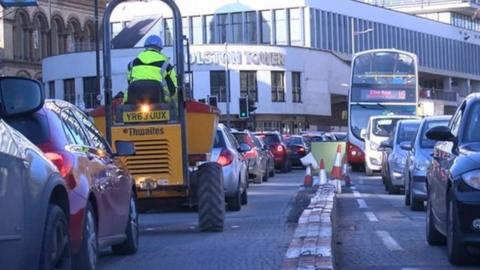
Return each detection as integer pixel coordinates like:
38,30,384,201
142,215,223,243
282,184,337,270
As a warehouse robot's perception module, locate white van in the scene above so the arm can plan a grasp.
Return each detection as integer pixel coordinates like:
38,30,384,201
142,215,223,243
361,115,417,175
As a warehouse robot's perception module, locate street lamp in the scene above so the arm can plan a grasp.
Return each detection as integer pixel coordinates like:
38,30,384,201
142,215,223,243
351,18,374,55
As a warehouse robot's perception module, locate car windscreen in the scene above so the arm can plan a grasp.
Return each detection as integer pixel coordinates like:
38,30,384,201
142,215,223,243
258,134,281,144
396,122,419,145
5,112,50,145
285,137,303,145
214,130,225,148
372,118,403,137
233,133,254,147
421,120,449,148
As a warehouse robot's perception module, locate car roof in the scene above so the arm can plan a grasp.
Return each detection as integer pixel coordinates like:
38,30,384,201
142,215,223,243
399,119,421,124
424,115,452,121
370,115,416,121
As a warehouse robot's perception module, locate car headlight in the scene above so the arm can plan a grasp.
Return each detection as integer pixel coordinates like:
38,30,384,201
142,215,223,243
370,141,379,151
462,170,480,190
393,155,406,166
414,159,430,171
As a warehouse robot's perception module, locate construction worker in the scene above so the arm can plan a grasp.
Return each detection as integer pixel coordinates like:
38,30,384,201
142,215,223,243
125,35,177,105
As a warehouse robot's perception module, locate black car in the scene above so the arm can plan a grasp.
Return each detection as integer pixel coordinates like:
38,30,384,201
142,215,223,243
426,94,480,265
284,135,309,167
0,77,71,270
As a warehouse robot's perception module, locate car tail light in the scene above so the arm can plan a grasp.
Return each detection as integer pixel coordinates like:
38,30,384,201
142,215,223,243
276,145,284,153
297,147,306,154
217,149,234,167
45,152,76,189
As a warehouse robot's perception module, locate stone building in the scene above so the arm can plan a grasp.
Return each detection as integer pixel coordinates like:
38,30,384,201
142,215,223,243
0,0,106,80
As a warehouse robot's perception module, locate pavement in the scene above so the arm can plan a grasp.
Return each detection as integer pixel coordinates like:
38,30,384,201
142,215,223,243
335,172,480,270
98,169,305,270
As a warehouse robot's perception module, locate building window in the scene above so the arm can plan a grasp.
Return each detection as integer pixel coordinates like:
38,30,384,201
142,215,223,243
210,71,228,102
111,21,124,39
64,79,76,105
83,77,99,109
289,8,302,46
49,81,55,98
240,71,258,102
292,72,302,103
232,13,243,43
271,71,285,102
261,10,272,44
32,12,50,60
66,18,82,53
192,16,203,44
51,16,65,55
217,13,230,43
274,9,287,45
205,15,216,44
164,18,173,46
183,17,190,41
83,21,95,51
13,10,30,60
245,11,257,44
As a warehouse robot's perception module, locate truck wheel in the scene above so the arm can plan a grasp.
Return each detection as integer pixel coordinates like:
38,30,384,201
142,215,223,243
112,194,139,255
39,204,71,270
197,162,225,232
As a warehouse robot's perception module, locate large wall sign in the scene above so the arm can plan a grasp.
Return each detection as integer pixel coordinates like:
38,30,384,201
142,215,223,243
1,0,38,7
189,50,285,67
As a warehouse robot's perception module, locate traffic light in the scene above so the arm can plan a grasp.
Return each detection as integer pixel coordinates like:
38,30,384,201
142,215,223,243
239,97,249,119
208,96,218,107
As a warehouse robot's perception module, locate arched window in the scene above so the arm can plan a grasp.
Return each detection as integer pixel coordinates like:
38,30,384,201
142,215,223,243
83,21,95,51
51,16,65,55
32,12,50,60
16,70,31,78
67,18,82,52
13,10,31,60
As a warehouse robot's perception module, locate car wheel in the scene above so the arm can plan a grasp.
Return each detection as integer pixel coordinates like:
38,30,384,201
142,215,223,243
241,186,248,205
426,192,446,246
75,202,97,270
365,167,373,176
281,160,289,173
112,193,139,255
269,163,275,177
351,164,361,172
447,194,470,265
387,179,399,194
262,170,268,182
410,179,423,211
226,185,242,212
404,176,411,206
39,204,71,270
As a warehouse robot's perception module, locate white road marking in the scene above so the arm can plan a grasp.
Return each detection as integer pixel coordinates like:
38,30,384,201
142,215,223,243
364,211,379,222
351,186,356,190
353,191,361,198
376,230,403,251
357,199,368,208
401,268,419,270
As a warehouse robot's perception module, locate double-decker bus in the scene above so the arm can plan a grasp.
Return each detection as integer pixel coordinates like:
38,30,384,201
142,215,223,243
347,49,419,172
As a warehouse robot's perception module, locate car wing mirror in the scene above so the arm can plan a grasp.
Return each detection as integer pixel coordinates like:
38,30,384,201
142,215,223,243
0,77,44,117
114,141,136,156
360,129,367,139
400,141,412,151
426,126,455,142
238,143,252,153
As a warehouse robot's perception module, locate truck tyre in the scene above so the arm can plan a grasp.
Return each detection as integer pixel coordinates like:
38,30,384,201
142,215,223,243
197,162,225,232
39,204,71,270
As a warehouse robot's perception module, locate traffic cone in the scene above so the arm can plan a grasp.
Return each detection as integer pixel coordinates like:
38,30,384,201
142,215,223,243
319,159,327,185
304,165,313,187
331,144,343,179
341,154,352,187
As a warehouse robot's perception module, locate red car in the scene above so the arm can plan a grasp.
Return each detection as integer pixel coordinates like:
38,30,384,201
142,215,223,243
5,99,138,270
255,131,291,173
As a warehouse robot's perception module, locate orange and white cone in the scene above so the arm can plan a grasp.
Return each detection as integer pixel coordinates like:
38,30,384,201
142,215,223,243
319,159,327,185
304,165,313,187
330,144,343,179
341,154,352,186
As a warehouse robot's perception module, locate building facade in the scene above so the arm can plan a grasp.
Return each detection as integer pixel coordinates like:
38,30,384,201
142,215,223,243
0,0,105,82
42,0,480,132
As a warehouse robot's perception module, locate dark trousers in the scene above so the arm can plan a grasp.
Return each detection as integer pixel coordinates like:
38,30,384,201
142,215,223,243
126,80,164,104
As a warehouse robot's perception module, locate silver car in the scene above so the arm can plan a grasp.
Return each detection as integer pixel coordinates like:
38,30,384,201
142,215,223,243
403,115,451,211
382,119,421,194
211,124,248,211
